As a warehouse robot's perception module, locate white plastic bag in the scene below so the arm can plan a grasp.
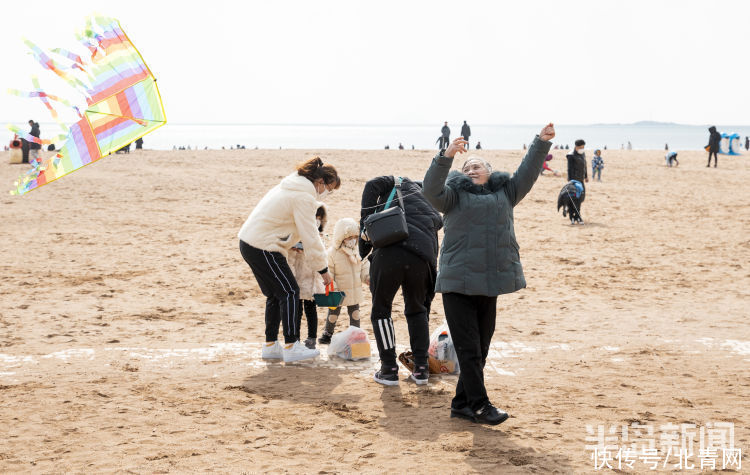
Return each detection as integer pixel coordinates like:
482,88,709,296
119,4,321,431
428,322,460,374
327,326,371,360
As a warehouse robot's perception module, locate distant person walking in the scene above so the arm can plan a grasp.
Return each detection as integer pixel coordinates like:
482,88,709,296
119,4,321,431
440,121,450,149
591,149,604,181
745,136,749,151
135,137,144,150
460,121,471,149
706,126,721,167
28,120,41,163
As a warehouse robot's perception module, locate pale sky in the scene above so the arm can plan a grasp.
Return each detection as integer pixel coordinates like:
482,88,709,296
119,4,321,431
1,0,749,126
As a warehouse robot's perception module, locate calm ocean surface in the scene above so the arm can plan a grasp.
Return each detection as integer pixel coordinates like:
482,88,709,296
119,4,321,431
14,123,750,152
142,123,750,152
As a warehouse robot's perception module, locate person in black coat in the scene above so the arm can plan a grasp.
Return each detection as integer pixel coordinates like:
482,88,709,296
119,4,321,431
360,176,443,386
440,122,450,149
28,120,41,163
460,121,471,149
707,126,721,167
565,139,589,224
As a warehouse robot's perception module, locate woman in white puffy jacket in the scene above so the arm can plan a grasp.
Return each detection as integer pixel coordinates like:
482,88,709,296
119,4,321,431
238,157,340,362
318,218,370,344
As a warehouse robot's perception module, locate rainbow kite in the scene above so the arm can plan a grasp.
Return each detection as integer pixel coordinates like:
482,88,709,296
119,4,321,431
8,15,166,195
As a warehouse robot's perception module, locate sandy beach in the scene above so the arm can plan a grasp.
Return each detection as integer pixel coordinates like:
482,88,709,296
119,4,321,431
0,147,748,472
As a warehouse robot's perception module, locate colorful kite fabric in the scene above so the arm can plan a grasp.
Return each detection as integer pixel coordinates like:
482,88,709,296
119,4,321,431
8,15,166,195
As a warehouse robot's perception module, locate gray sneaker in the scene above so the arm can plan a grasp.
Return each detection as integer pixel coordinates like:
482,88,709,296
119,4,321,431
410,364,429,385
304,338,316,350
373,366,399,386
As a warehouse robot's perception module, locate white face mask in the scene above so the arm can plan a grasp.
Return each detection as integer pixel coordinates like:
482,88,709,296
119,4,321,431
577,148,585,154
343,237,357,248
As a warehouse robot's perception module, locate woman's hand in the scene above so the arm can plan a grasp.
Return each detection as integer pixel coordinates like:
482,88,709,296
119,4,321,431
445,137,469,158
540,123,555,142
321,271,333,286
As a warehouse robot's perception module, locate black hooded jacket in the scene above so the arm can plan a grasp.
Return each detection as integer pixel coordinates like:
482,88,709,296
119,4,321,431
359,176,443,268
461,122,471,138
708,126,721,153
29,122,41,150
566,150,587,183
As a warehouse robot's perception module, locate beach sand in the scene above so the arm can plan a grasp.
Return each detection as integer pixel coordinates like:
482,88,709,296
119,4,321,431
0,147,748,472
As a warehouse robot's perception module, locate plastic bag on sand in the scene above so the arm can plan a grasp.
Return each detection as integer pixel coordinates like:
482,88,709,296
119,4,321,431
328,326,371,360
427,322,460,374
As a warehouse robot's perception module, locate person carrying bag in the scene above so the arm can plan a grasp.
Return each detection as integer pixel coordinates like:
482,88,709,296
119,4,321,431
359,175,443,386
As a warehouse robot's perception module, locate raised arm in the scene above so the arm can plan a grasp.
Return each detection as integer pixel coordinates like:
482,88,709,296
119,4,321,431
506,123,555,206
422,137,468,213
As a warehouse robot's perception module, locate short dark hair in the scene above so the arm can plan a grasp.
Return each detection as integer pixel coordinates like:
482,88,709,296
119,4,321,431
575,139,586,147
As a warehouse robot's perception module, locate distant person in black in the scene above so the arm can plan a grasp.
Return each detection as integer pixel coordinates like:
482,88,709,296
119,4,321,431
460,121,471,149
566,139,589,223
440,121,450,149
135,137,144,150
475,141,482,150
745,136,749,151
28,120,41,163
398,143,404,150
706,126,721,167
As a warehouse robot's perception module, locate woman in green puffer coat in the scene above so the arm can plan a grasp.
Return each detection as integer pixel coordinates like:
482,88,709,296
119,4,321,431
422,123,555,425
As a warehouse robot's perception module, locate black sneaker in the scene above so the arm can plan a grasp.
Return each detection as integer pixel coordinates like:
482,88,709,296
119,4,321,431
317,332,332,345
304,338,316,350
450,403,509,425
373,366,399,386
410,364,429,385
450,406,476,421
475,403,509,425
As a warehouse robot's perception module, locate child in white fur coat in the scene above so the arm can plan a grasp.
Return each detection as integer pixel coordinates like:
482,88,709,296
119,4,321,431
318,217,370,345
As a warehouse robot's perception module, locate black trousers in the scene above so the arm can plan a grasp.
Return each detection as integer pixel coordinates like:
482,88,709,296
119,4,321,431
442,292,498,411
369,246,432,367
298,299,318,340
240,241,300,344
707,151,718,166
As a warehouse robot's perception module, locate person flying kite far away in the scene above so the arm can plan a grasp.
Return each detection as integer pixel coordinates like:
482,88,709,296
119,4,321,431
8,15,166,195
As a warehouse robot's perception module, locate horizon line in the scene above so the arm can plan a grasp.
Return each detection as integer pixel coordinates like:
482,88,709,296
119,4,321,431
5,120,750,128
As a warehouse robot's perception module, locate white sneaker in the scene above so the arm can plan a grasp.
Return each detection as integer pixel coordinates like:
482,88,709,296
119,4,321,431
282,340,320,363
261,341,283,359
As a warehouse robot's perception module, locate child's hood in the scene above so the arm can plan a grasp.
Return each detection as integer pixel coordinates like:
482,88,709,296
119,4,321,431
332,218,360,248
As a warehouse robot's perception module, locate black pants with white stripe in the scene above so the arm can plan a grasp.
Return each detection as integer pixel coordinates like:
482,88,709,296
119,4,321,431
369,246,431,368
240,241,300,344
